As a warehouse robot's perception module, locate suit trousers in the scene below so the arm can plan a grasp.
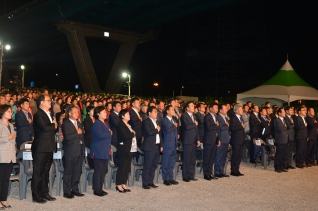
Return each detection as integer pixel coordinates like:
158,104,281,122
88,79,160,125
162,148,176,181
203,143,217,176
274,143,287,170
116,153,133,185
249,135,257,162
196,136,204,160
92,158,108,192
230,144,243,173
0,162,13,201
31,151,53,199
306,139,315,164
295,139,307,164
214,143,228,175
285,140,295,166
63,155,83,194
182,143,197,179
142,149,159,186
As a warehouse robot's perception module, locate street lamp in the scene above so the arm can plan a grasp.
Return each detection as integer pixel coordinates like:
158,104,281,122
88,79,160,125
21,65,25,88
153,82,159,87
122,72,131,97
0,42,11,89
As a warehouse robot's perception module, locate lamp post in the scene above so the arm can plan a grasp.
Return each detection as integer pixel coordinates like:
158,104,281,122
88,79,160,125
0,43,11,89
21,65,25,88
122,72,131,97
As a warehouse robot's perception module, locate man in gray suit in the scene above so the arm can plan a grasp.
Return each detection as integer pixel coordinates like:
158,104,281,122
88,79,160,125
214,104,230,178
274,107,289,173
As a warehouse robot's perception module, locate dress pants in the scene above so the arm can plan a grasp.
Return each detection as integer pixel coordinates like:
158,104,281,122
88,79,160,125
214,143,228,175
162,148,176,181
31,151,53,199
295,139,307,165
0,162,13,201
203,143,217,176
63,154,82,194
230,144,243,173
285,139,295,166
182,143,196,179
116,153,133,185
249,135,257,162
142,149,159,186
306,139,315,164
196,136,204,160
92,158,108,192
274,143,287,170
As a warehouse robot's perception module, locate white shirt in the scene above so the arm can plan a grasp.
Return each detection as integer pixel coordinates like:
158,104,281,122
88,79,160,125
209,112,217,123
253,112,259,119
150,118,160,144
132,108,140,118
166,116,173,123
41,108,52,123
236,114,242,122
113,111,119,115
279,117,285,124
300,115,306,125
187,112,194,122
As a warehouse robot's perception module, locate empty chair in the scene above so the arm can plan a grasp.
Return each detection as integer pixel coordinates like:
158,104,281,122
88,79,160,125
173,151,182,180
242,135,251,163
154,153,163,184
253,138,268,169
82,147,94,192
128,149,144,187
51,149,64,196
16,149,33,200
8,164,20,196
105,145,118,189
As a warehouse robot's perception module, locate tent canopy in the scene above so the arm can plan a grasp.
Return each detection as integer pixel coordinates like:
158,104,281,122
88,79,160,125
237,60,318,105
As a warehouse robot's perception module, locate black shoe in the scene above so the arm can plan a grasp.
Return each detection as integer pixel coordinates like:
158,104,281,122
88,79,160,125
32,198,47,204
210,175,218,180
0,202,11,209
63,193,74,199
149,184,159,188
222,174,230,177
93,191,106,196
250,160,256,164
275,169,282,173
101,190,108,194
182,178,190,182
122,187,131,192
164,180,171,186
42,194,56,201
189,177,198,181
230,171,239,176
281,169,288,172
142,185,150,189
215,174,224,178
296,164,304,168
287,165,296,169
237,172,244,176
71,191,85,197
204,175,212,181
169,180,179,185
116,186,126,193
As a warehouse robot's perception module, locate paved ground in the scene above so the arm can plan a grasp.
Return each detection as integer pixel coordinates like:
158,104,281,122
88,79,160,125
7,162,318,211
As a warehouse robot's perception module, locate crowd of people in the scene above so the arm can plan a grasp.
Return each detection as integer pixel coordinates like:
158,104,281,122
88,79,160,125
0,88,317,208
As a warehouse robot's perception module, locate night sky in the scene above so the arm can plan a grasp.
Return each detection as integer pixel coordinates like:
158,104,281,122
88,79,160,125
1,0,317,98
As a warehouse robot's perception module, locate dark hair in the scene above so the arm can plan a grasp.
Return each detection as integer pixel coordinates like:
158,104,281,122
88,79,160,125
65,105,77,119
112,101,120,108
156,100,164,105
277,107,285,115
93,106,105,119
119,109,129,120
260,107,267,113
36,94,50,107
197,102,204,108
218,104,226,111
19,98,29,106
130,98,139,105
167,98,175,105
251,104,258,110
86,105,95,114
147,106,157,116
183,101,194,111
284,106,292,111
0,105,12,119
209,102,218,108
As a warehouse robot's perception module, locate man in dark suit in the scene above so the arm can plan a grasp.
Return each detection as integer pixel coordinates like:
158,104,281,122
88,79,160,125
249,105,262,163
214,104,230,178
229,104,245,176
15,98,34,150
161,105,179,186
305,107,318,167
141,106,161,189
195,103,205,160
259,107,272,141
128,98,142,148
284,106,296,169
156,100,165,126
31,95,57,203
109,101,121,147
62,106,85,198
181,102,200,182
294,107,308,168
203,103,219,180
274,107,289,173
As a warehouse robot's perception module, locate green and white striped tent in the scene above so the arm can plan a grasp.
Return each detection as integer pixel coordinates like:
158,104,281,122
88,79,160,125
237,60,318,106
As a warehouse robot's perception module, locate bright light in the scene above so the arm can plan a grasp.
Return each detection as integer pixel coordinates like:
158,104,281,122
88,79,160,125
56,74,59,76
122,72,128,78
5,45,10,50
104,32,109,37
21,65,25,70
153,82,159,87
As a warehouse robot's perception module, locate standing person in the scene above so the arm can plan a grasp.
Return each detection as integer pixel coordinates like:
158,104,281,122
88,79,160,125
195,103,205,160
274,107,289,173
181,102,200,182
83,106,95,149
128,98,143,148
305,108,318,167
62,106,85,199
90,106,112,196
116,109,136,193
259,107,272,141
15,99,34,150
284,106,296,169
109,101,121,147
161,105,179,186
294,107,308,168
0,105,16,209
229,105,245,176
249,105,261,163
141,106,162,189
203,103,220,181
31,95,57,203
242,104,250,134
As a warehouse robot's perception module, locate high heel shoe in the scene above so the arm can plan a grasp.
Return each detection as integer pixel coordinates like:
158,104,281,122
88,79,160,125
116,186,126,193
122,187,131,192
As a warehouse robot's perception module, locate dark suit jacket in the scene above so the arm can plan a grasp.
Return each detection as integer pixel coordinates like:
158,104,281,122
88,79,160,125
284,115,295,141
32,108,56,152
203,113,219,145
140,111,148,121
249,113,261,138
161,116,178,149
195,112,205,138
295,116,307,140
181,112,199,145
141,118,161,151
15,110,34,144
217,114,230,144
270,114,277,138
306,115,317,140
274,117,288,144
62,118,85,157
229,115,245,145
128,109,143,139
260,116,271,140
90,119,112,159
83,115,93,148
116,121,134,157
109,111,120,145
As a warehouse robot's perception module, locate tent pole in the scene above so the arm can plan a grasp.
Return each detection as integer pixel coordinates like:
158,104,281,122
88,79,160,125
288,95,290,106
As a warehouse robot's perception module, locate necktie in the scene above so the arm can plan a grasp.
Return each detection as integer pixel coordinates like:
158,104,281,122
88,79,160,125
171,118,174,123
74,121,78,129
190,115,194,122
263,116,267,121
240,117,243,123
